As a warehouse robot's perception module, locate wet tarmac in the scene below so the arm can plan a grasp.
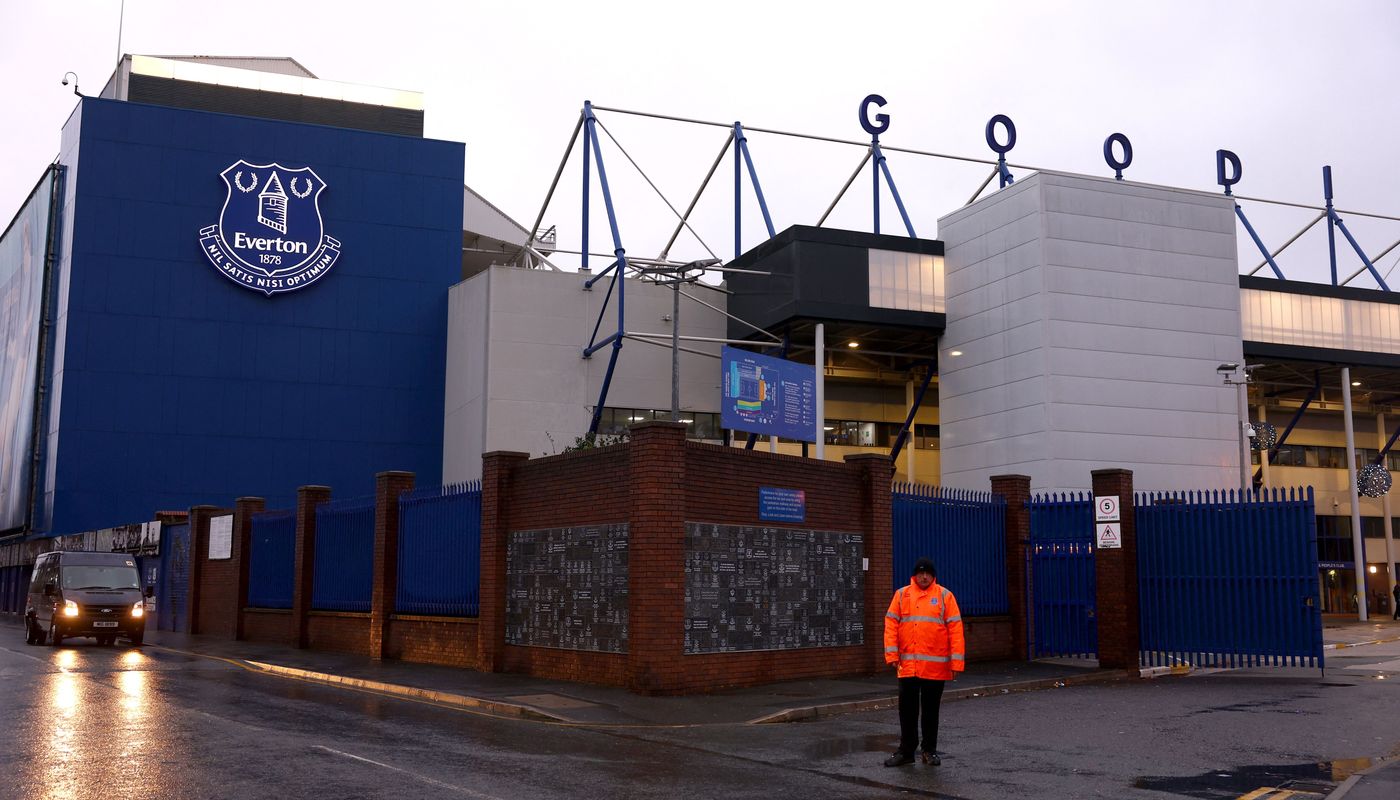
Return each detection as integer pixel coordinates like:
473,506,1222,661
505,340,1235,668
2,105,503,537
1,618,1397,799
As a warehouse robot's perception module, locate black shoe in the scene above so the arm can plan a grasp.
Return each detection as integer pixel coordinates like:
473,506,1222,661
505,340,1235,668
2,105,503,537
884,751,915,767
921,750,941,766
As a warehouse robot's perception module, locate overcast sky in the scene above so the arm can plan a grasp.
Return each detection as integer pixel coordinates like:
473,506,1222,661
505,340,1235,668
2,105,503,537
3,1,1399,285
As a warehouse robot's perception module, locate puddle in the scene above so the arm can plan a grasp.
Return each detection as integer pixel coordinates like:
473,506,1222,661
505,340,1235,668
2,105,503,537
804,733,901,760
1134,759,1372,798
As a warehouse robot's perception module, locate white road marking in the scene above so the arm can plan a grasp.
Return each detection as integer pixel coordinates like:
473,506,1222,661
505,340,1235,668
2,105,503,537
0,643,55,665
310,744,507,799
1343,657,1400,671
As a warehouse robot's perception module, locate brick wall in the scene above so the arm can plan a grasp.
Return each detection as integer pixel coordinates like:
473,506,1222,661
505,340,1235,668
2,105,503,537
479,444,634,684
387,616,479,668
171,426,1030,693
1092,469,1139,672
307,612,372,656
242,609,294,645
964,616,1016,661
480,422,895,694
189,505,235,637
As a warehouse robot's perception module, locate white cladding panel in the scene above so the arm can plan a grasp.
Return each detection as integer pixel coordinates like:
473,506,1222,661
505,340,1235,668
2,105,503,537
938,171,1243,492
443,275,489,485
442,267,726,482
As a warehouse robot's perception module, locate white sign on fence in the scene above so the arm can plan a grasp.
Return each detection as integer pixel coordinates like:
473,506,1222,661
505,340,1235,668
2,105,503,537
208,515,233,560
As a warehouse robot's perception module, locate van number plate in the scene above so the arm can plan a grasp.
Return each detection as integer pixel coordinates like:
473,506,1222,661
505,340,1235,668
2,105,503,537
93,621,118,628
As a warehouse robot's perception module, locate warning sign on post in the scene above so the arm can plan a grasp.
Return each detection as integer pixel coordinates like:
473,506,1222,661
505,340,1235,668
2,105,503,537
1096,522,1122,549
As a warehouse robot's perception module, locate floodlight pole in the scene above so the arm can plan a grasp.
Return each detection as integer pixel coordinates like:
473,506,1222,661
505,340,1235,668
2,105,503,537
671,278,680,422
665,258,720,424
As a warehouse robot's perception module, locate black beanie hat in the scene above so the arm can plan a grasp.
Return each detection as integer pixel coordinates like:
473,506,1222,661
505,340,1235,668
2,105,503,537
912,557,936,577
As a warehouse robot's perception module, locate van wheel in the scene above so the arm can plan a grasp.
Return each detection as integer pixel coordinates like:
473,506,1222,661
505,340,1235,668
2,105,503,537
48,623,62,647
128,630,143,647
24,621,37,645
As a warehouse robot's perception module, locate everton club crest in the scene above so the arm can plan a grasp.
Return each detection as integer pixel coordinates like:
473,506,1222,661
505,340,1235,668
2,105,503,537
198,160,341,296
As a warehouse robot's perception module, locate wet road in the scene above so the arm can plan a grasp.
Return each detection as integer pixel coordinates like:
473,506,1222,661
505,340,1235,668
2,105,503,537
1,627,1397,799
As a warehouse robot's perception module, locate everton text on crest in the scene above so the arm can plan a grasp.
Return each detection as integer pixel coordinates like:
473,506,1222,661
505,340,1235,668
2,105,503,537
198,161,342,296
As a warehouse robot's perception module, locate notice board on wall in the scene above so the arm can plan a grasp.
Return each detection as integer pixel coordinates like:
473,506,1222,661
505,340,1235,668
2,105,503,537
684,522,863,654
505,523,629,653
720,346,817,443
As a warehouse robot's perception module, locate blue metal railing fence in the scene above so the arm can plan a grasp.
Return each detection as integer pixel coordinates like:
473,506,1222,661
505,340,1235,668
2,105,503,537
0,565,32,614
1136,487,1322,669
891,483,1007,616
396,481,483,617
312,496,375,612
247,509,296,609
1027,493,1097,659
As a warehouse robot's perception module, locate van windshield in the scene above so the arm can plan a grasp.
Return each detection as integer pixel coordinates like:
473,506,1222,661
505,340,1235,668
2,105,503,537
60,565,140,590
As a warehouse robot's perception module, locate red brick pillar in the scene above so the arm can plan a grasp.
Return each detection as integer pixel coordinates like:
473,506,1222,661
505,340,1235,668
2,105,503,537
477,451,529,672
626,421,688,694
991,474,1032,660
232,497,266,640
186,505,228,636
371,471,415,660
292,486,331,649
1091,469,1138,672
845,453,895,674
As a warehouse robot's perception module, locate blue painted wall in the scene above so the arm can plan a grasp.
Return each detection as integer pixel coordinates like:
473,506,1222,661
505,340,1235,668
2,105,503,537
42,98,463,535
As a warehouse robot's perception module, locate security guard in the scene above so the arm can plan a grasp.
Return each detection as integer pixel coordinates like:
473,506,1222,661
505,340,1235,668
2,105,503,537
883,557,965,767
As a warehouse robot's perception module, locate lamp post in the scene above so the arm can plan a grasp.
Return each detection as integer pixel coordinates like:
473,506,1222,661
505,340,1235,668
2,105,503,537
1218,363,1254,494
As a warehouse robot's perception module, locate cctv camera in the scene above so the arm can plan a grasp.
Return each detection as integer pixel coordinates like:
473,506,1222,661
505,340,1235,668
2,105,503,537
1244,424,1256,438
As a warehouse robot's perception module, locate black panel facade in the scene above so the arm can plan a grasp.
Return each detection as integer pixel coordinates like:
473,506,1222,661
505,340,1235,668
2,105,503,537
725,225,945,340
505,524,628,652
684,522,864,654
127,75,424,136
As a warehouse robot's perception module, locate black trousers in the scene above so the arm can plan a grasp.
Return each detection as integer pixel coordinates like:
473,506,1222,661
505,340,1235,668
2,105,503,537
897,676,946,755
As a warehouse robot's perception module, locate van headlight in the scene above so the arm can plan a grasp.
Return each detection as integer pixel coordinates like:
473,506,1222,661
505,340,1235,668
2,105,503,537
131,601,144,618
63,600,79,617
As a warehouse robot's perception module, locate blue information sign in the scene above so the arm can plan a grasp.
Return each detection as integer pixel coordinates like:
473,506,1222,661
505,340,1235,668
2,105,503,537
721,346,817,443
759,487,806,523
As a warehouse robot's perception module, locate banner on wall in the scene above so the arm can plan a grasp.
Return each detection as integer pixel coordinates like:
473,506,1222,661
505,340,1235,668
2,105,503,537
720,346,817,443
0,167,56,532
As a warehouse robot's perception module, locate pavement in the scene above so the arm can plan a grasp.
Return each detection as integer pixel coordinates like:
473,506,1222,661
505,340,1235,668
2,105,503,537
1320,616,1400,800
134,628,1123,727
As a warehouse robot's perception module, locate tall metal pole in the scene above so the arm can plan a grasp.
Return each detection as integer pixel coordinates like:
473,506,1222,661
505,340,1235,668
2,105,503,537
1380,413,1397,611
116,0,126,66
671,279,680,422
815,323,825,460
906,379,917,482
1341,366,1368,621
872,138,880,235
1237,379,1251,494
1258,403,1271,488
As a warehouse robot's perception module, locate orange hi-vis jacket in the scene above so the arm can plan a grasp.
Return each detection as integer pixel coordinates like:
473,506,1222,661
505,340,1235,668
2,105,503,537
884,578,966,680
